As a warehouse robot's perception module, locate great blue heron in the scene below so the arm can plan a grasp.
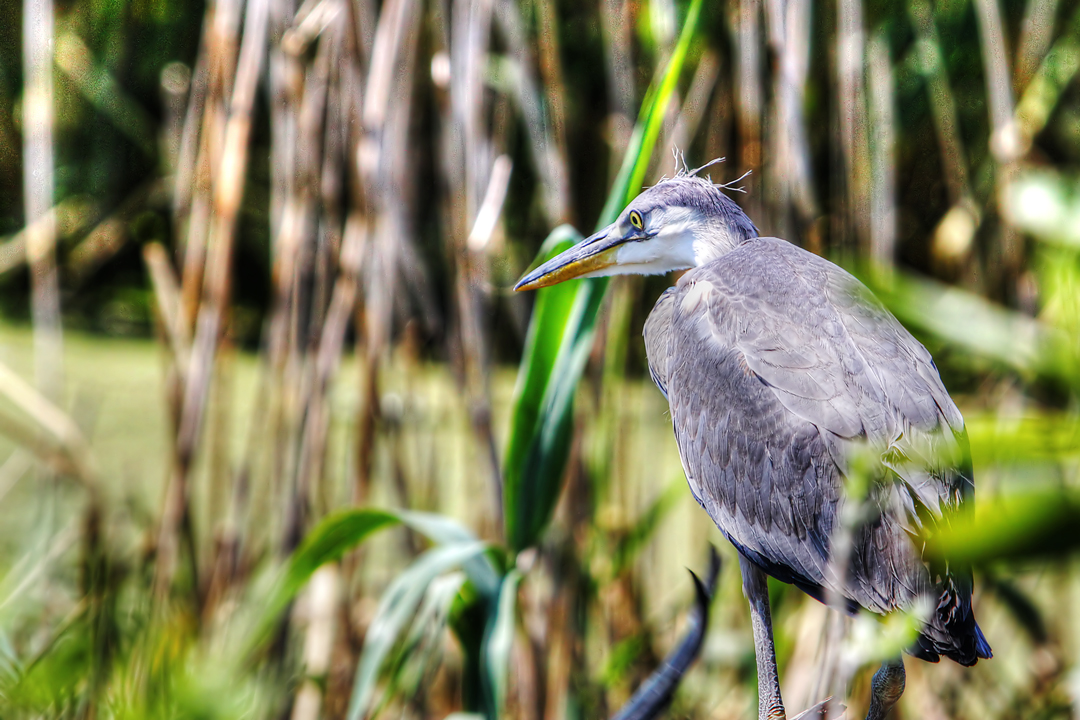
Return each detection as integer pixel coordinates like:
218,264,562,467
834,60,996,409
515,167,991,719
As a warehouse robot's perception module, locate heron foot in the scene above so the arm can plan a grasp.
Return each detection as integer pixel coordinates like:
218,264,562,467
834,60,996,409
865,658,905,720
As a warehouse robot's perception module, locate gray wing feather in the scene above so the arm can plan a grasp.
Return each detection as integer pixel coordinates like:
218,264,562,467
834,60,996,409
645,238,972,619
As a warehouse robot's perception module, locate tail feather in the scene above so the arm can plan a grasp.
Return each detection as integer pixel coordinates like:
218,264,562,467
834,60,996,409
974,622,993,660
912,572,992,666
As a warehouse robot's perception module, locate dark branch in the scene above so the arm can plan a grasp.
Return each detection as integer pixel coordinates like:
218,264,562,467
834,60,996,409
609,546,722,720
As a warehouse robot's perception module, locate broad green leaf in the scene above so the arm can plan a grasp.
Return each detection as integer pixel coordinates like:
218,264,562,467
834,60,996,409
347,542,489,720
402,571,467,654
863,265,1080,393
503,0,704,552
381,572,470,707
449,591,488,716
253,508,400,647
926,487,1080,564
248,508,505,720
965,411,1080,465
251,509,499,653
866,269,1047,372
399,510,502,597
481,570,521,717
397,509,485,545
503,225,584,553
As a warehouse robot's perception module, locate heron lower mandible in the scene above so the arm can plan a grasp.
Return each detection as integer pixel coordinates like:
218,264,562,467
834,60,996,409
515,165,991,720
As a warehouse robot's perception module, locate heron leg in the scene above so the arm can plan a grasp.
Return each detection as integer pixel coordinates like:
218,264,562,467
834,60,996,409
865,657,905,720
739,553,787,720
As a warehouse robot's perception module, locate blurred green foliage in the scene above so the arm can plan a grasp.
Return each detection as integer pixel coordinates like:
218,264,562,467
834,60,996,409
0,0,1079,717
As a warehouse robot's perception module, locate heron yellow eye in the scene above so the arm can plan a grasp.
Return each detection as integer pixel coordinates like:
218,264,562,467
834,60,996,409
629,210,644,230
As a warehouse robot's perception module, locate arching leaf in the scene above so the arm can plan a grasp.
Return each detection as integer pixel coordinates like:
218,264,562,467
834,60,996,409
481,570,521,717
347,542,490,720
250,509,499,653
504,0,705,552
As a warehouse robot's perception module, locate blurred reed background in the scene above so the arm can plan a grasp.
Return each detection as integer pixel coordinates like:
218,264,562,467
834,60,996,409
0,0,1079,717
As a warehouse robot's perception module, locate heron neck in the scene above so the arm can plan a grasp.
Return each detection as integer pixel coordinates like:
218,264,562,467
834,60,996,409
691,223,756,266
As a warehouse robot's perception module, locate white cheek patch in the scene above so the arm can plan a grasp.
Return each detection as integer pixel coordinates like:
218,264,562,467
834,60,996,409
653,222,699,267
614,225,697,271
595,207,704,276
614,241,662,266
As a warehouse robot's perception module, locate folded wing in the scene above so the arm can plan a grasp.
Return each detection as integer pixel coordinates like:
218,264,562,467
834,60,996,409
644,237,989,664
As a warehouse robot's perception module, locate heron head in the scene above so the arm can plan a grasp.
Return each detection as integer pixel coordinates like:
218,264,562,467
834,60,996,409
514,174,758,291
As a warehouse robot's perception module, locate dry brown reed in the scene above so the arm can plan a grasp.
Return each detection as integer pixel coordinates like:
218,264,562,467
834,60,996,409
22,0,63,399
4,0,1077,716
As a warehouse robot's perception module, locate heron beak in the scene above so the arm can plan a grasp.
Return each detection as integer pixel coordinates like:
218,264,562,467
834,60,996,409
514,224,627,291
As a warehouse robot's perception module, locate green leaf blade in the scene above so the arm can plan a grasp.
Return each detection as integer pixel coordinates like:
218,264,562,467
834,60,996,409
481,570,521,718
347,542,490,720
503,0,705,553
250,509,500,655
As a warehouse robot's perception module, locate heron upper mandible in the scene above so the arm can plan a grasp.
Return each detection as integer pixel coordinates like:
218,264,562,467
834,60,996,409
515,165,991,720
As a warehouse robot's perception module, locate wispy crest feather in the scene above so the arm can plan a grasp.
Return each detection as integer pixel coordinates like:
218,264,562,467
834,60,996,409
661,149,751,194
